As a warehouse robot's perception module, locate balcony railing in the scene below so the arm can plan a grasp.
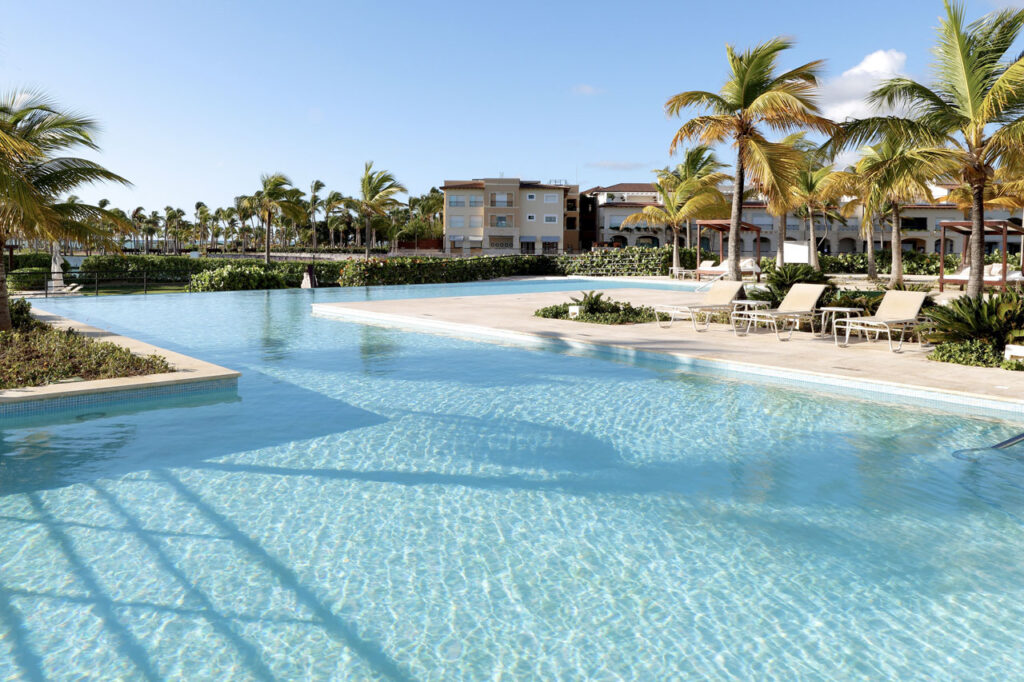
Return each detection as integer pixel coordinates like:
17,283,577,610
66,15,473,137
490,200,514,207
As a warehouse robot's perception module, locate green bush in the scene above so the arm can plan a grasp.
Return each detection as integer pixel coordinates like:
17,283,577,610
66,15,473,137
554,246,716,277
338,255,558,286
7,267,50,291
1001,358,1024,371
10,251,70,273
9,297,38,331
78,254,342,288
928,340,1004,367
189,263,289,292
925,290,1024,349
748,264,835,307
0,325,172,389
535,291,665,324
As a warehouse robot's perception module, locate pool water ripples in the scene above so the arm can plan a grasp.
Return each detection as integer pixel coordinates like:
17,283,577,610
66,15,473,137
1,281,1023,679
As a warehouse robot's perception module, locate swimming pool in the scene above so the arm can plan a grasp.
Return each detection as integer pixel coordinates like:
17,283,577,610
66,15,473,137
2,281,1024,679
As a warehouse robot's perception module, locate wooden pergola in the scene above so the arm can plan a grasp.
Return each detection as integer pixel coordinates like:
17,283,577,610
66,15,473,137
937,220,1024,292
695,220,762,281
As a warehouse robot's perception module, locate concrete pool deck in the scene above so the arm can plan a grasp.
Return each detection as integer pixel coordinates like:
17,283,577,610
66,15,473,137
312,287,1024,418
0,309,240,414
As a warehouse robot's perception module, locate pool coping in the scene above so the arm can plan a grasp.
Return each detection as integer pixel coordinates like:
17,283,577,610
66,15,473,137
312,302,1024,419
0,309,241,408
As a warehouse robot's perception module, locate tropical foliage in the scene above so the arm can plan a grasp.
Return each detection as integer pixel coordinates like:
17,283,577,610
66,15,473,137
925,290,1024,348
535,291,666,325
189,263,289,292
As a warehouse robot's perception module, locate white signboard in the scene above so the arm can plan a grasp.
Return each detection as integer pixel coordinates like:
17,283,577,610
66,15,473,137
783,241,810,264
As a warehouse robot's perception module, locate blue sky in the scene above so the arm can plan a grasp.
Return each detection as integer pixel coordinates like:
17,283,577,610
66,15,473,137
1,0,1019,210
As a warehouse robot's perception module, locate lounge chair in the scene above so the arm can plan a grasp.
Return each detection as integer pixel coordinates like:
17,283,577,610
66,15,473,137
653,280,745,331
730,283,827,341
697,258,762,282
833,290,928,352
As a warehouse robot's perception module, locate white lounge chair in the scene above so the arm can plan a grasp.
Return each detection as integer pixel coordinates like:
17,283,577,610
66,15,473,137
942,263,1024,289
697,258,762,282
653,280,746,331
730,283,827,341
834,290,928,352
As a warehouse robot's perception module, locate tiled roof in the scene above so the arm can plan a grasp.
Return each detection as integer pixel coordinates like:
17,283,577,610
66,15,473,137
441,181,485,190
584,183,657,194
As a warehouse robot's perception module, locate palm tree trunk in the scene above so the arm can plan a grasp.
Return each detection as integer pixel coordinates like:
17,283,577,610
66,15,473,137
776,212,787,268
264,215,272,264
0,237,11,332
728,150,744,281
890,206,903,287
967,182,985,297
671,225,680,273
684,218,691,249
364,217,372,259
808,208,820,271
866,220,877,280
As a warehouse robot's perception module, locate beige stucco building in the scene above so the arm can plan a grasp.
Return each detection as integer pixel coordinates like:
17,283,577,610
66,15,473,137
582,182,1019,257
441,178,580,255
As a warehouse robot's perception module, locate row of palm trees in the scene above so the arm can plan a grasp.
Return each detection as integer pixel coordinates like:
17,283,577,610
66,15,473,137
651,0,1024,297
80,174,445,263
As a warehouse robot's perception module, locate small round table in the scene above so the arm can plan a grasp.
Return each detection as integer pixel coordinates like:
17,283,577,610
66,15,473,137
818,306,864,338
732,299,770,313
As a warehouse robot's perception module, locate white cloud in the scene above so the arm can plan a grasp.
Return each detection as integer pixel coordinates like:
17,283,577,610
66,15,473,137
818,49,907,122
586,160,648,170
571,84,604,96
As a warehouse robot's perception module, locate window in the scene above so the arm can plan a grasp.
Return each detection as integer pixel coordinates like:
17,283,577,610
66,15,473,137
544,215,558,224
449,215,465,228
468,195,483,207
544,193,558,203
490,215,512,227
526,193,536,201
448,195,465,207
566,199,577,211
520,240,536,254
490,192,513,207
542,240,559,254
901,217,928,231
527,214,536,222
469,215,482,228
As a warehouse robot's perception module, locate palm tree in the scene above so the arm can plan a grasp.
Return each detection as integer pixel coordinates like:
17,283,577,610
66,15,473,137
251,173,304,263
666,38,832,280
344,162,406,258
0,91,129,330
834,1,1024,296
651,147,730,271
790,163,841,271
130,206,146,252
308,179,325,251
622,168,728,272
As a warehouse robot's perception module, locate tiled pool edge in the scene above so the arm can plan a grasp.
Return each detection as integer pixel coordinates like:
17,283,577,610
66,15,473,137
0,309,241,419
312,304,1024,420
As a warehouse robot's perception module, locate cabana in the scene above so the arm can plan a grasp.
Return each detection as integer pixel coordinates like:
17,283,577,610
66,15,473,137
694,220,762,281
938,220,1024,291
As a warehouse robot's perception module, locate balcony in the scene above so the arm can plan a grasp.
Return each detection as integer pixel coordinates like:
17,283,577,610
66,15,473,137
490,200,514,208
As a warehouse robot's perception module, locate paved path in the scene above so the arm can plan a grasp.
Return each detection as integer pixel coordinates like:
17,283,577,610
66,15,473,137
313,287,1024,417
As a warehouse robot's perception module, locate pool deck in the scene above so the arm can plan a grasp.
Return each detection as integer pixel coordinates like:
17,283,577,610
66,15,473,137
312,287,1024,418
0,309,240,408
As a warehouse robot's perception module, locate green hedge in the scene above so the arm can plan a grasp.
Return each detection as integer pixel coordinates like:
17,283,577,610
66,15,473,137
78,255,342,288
10,251,70,273
190,263,289,292
338,255,559,286
7,268,49,291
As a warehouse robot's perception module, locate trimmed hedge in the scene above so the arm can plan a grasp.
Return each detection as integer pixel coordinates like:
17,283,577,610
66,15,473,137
190,263,289,292
10,251,70,273
338,255,559,286
78,255,342,288
7,268,49,291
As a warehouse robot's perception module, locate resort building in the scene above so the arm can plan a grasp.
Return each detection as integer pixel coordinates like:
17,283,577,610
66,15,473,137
441,178,580,255
580,183,1020,257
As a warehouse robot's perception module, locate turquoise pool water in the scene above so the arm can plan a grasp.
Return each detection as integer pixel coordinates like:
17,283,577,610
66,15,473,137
2,280,1024,680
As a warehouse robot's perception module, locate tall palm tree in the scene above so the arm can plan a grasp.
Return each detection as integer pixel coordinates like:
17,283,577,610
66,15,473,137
131,206,146,252
308,179,325,251
344,162,406,258
322,190,347,248
790,163,841,271
622,168,728,271
652,146,730,271
0,91,129,329
666,37,832,280
251,173,305,263
835,1,1024,296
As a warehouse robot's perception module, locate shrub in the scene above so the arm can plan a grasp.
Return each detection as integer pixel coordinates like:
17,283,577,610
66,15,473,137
338,255,558,286
78,254,342,288
748,264,835,307
555,246,716,277
189,263,289,292
924,290,1024,349
10,251,70,273
1001,358,1024,371
6,267,49,291
9,297,38,331
0,325,171,389
928,340,1003,367
535,291,666,324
